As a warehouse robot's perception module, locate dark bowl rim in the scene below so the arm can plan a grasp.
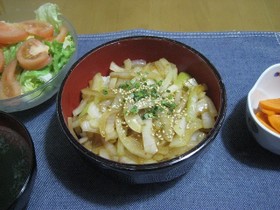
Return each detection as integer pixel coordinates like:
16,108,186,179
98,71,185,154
57,35,227,172
0,111,37,209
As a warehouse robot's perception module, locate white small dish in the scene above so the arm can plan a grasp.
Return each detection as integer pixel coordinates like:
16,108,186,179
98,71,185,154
246,63,280,155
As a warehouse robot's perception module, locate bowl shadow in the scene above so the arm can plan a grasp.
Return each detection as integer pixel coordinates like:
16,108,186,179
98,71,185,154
12,95,57,123
44,113,182,207
222,96,280,170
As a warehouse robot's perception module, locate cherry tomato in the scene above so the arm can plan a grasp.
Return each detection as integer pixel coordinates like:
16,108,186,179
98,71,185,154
0,21,28,44
17,38,52,70
1,60,21,98
55,25,68,42
19,20,54,39
0,49,4,73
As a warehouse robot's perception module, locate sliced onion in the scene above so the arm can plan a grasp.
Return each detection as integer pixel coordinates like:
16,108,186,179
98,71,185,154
142,119,158,154
109,61,125,72
116,118,153,159
201,111,215,129
131,59,146,66
124,113,143,133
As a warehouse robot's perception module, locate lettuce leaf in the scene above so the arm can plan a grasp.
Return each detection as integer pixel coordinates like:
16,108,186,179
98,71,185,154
20,3,76,94
0,3,76,95
20,68,53,92
34,3,62,32
45,35,75,73
2,43,21,65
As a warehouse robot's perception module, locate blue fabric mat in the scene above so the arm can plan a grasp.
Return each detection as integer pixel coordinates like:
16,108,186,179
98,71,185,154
15,30,280,209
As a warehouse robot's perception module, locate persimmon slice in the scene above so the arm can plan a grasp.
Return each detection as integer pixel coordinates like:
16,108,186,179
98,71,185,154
259,98,280,113
268,115,280,133
255,111,278,133
260,107,277,116
257,98,280,135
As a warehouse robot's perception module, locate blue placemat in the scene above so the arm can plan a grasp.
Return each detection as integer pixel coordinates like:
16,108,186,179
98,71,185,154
14,30,280,210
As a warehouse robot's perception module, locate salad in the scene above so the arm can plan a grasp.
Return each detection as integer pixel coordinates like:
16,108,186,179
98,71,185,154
0,3,76,99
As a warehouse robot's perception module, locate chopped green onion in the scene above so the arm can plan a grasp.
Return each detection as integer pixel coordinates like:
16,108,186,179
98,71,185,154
129,105,139,114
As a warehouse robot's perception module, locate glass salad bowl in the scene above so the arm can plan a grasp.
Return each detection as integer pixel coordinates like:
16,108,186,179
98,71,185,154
0,10,77,113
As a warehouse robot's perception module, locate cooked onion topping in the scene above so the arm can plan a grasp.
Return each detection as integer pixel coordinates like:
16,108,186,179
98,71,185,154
68,58,218,164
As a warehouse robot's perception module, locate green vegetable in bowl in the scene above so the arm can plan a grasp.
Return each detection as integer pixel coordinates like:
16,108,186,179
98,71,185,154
0,3,76,99
20,35,75,93
35,3,62,32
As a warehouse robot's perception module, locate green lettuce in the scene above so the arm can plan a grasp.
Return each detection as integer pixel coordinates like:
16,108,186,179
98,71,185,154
20,36,76,92
34,3,62,32
0,3,76,94
2,43,21,65
19,3,76,93
45,35,76,74
20,68,53,92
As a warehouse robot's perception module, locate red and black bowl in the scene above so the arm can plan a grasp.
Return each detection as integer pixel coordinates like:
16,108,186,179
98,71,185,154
57,36,226,184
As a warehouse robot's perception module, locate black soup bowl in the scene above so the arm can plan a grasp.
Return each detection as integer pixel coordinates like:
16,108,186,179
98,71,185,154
57,36,227,184
0,111,37,209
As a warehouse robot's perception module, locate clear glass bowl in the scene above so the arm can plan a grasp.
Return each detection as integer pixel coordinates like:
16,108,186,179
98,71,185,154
0,16,78,113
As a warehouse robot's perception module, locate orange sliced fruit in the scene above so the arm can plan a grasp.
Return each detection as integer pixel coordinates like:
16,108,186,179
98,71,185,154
255,111,278,133
267,115,280,134
259,98,280,113
260,107,277,115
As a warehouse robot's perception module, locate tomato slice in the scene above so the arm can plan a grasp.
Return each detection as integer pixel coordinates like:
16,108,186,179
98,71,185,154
0,21,29,44
55,25,68,42
0,49,4,73
17,38,52,70
0,81,5,99
1,60,21,98
19,20,54,39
